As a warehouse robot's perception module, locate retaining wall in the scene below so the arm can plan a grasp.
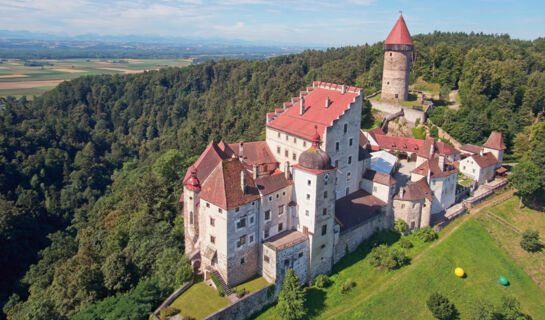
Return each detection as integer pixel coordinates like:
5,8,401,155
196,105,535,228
370,101,426,124
152,279,194,320
203,285,276,320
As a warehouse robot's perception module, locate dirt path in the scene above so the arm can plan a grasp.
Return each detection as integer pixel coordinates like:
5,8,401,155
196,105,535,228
333,190,516,319
449,90,459,110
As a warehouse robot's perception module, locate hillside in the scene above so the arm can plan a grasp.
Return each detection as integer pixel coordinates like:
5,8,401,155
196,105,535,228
1,32,545,319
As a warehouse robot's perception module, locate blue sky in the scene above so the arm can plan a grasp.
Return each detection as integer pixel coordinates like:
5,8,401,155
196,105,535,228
1,0,544,46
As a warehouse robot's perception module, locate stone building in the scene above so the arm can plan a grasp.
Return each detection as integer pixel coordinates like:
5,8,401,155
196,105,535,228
411,156,458,214
381,14,413,101
393,178,433,230
459,131,506,186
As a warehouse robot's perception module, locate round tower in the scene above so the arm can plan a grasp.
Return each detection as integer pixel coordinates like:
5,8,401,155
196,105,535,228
184,165,201,256
381,14,413,101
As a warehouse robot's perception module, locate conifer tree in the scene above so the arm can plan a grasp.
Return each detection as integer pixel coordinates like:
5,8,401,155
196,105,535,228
276,269,306,320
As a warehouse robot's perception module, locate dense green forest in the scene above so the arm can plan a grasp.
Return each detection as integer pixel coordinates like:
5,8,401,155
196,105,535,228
1,32,544,320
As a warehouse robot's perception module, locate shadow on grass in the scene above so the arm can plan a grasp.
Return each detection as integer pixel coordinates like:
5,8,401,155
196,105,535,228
331,230,401,275
303,287,326,319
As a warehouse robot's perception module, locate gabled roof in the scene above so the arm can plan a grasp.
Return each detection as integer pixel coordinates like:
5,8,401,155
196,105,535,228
375,134,425,153
255,170,291,196
227,141,278,166
367,127,385,143
183,141,231,184
483,131,506,150
411,157,457,179
199,158,260,210
394,177,433,202
384,15,413,46
362,169,396,186
436,141,460,155
470,152,498,168
266,82,362,141
359,131,369,147
460,144,482,154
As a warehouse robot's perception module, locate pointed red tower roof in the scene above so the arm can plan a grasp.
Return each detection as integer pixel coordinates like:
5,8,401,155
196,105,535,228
385,15,413,46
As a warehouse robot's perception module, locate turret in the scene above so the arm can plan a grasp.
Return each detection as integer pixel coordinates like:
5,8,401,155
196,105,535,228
381,14,413,101
184,165,201,255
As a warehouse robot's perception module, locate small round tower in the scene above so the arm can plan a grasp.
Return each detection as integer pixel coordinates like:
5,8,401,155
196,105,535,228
381,14,413,101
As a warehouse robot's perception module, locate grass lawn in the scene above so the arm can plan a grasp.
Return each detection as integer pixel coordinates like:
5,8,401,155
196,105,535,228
170,280,231,319
410,77,441,97
457,172,474,187
476,195,545,291
233,276,271,294
369,93,422,109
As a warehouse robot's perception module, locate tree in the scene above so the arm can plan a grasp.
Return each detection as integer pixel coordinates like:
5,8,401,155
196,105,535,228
101,252,136,293
440,85,450,102
276,269,306,320
426,292,457,320
152,149,185,183
520,229,542,253
508,161,542,208
394,220,408,234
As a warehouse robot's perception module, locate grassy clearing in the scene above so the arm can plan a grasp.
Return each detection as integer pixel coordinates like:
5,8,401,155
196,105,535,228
369,93,422,108
233,276,271,294
410,77,441,97
457,172,474,187
170,280,231,319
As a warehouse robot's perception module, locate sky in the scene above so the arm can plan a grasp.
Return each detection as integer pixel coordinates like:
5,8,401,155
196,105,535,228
1,0,544,46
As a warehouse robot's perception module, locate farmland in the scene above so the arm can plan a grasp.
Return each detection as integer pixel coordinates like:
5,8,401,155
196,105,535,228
0,58,192,98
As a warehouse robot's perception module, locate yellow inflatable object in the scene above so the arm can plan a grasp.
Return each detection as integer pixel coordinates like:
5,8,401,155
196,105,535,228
455,267,465,277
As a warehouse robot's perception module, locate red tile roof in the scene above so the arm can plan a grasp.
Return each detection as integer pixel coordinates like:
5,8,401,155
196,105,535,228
394,177,433,202
436,141,460,155
199,158,260,210
367,127,385,143
266,82,362,140
375,134,424,153
385,15,413,45
362,169,396,186
292,163,335,175
483,131,506,150
255,171,291,196
471,152,498,168
460,144,482,154
417,138,435,159
227,141,278,166
411,157,457,179
359,131,369,147
183,141,230,185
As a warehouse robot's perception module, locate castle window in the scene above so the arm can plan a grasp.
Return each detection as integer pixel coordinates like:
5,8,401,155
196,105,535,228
249,215,255,225
189,196,193,200
349,138,353,146
237,235,246,248
336,142,340,151
322,224,327,235
284,259,289,266
190,211,194,224
236,217,247,229
321,244,326,249
264,255,270,263
387,81,390,85
347,172,351,181
278,205,284,215
401,204,405,209
373,186,377,192
249,234,255,244
278,223,283,232
306,194,310,200
285,150,289,157
210,217,215,226
343,124,348,134
206,202,210,208
269,196,272,202
283,191,286,196
390,52,392,56
323,208,327,216
235,207,240,212
276,193,279,199
348,156,352,165
292,153,296,161
241,258,245,265
265,210,271,221
218,208,223,213
305,210,309,216
298,252,303,258
210,235,215,244
410,221,416,230
277,146,280,154
307,179,311,186
323,191,328,199
278,132,281,138
303,141,307,147
285,134,289,141
264,228,270,238
294,137,297,143
335,160,338,168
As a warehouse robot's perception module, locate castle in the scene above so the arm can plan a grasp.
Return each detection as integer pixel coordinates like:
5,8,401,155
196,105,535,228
180,15,506,289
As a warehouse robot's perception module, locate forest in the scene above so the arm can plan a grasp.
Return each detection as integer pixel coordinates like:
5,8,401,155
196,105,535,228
1,31,544,320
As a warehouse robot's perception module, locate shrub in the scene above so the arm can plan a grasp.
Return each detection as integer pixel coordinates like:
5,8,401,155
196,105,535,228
430,125,439,139
233,287,248,298
411,127,427,140
520,229,542,252
209,273,225,297
368,245,389,268
160,306,180,319
415,118,421,127
340,279,356,294
394,220,408,234
414,227,438,242
314,274,332,289
399,237,413,249
427,292,457,320
368,245,409,270
390,248,409,268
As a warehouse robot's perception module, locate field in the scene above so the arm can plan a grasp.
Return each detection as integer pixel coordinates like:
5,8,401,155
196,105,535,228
254,196,545,320
0,58,192,98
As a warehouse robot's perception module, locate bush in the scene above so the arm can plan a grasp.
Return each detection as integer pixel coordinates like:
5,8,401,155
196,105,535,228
399,237,413,249
414,227,438,242
160,306,180,319
520,229,542,252
390,248,409,267
209,273,225,297
368,245,409,270
394,220,408,234
430,125,439,139
368,245,389,268
340,279,356,294
426,292,457,320
233,287,248,298
411,126,427,140
314,274,332,289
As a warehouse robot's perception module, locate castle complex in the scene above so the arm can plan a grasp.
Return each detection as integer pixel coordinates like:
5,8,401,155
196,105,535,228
180,15,506,289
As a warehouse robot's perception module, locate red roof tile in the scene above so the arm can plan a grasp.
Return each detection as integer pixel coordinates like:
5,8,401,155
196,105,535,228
255,171,291,196
436,141,460,155
183,141,230,185
394,177,433,202
411,157,457,178
228,141,278,166
471,152,498,168
359,131,369,147
199,158,260,210
367,127,385,143
375,134,424,153
483,131,506,150
266,82,362,140
362,169,396,186
385,15,413,45
460,144,482,154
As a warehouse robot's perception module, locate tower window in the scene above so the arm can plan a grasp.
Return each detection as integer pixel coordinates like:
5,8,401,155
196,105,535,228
322,224,327,235
292,153,296,160
285,150,289,157
390,52,392,56
307,179,311,186
348,156,352,165
306,194,310,200
387,81,390,85
343,124,348,133
278,223,283,232
265,210,271,220
323,191,328,199
277,146,281,154
335,142,339,151
349,138,353,146
210,235,215,244
210,217,215,226
323,208,327,216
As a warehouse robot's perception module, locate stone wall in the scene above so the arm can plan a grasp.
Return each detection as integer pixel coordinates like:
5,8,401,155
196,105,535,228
369,100,426,125
204,285,277,320
152,279,194,320
381,50,411,101
333,210,391,264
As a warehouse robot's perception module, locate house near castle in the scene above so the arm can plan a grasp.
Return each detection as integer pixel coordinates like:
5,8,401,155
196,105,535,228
459,131,506,185
179,15,506,292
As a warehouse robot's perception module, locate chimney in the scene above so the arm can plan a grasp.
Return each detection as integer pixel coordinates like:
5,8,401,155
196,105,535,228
438,156,445,172
252,164,258,180
299,97,305,116
238,142,244,157
325,96,330,109
400,187,405,199
241,170,246,194
341,84,346,95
